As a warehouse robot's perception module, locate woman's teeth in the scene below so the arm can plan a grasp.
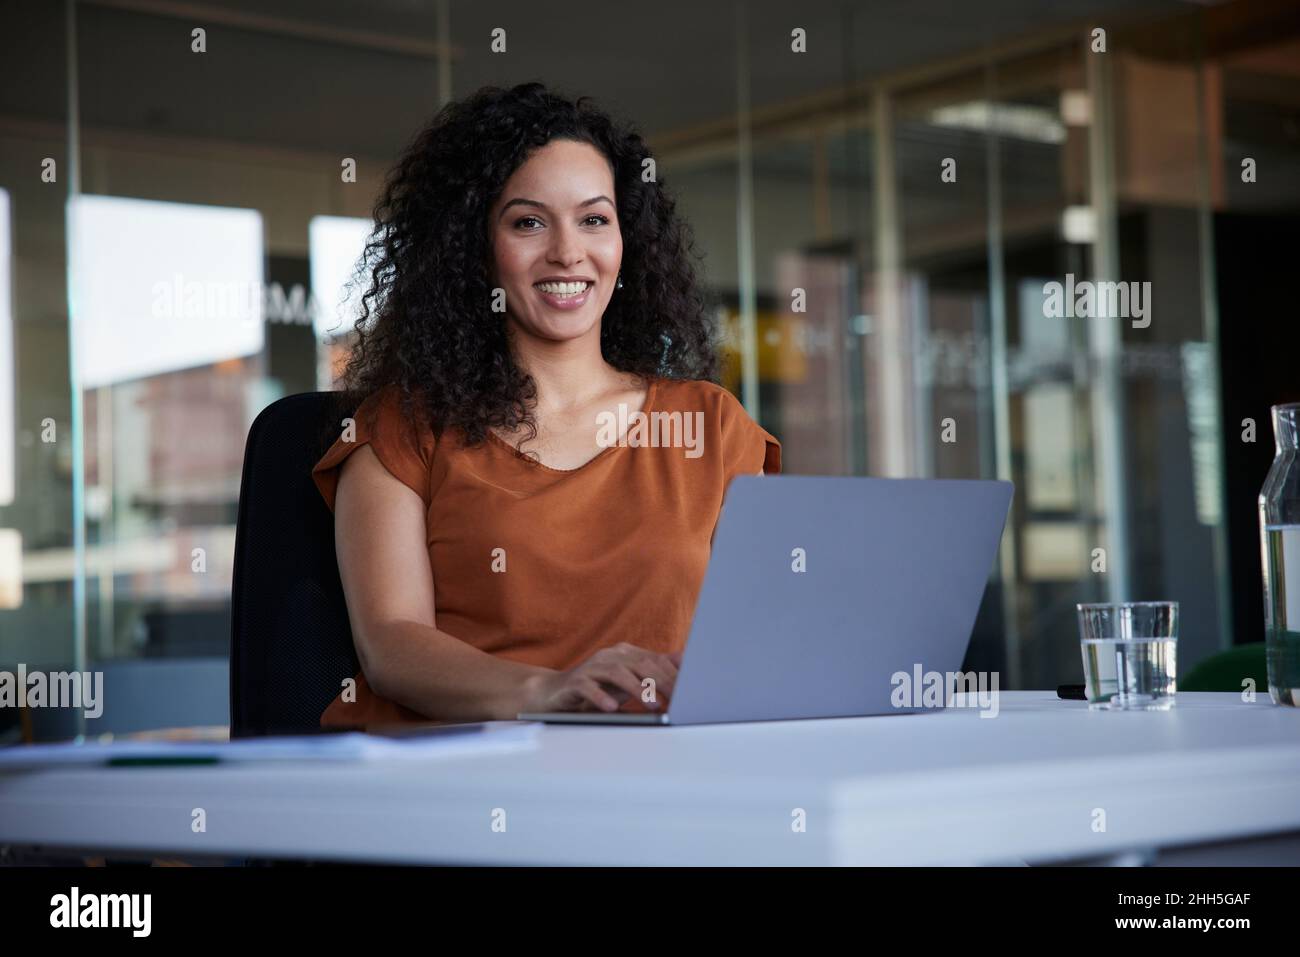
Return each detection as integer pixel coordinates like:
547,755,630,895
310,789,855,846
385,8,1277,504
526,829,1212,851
535,281,591,297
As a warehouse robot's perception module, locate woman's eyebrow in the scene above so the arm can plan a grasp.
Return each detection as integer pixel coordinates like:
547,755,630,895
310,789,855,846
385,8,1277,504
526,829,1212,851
498,195,614,219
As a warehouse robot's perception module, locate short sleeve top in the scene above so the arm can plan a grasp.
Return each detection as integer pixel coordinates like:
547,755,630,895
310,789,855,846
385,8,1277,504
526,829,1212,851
310,375,782,727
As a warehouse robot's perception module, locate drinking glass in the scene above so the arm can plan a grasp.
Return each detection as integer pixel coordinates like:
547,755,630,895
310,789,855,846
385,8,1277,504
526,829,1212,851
1077,602,1178,711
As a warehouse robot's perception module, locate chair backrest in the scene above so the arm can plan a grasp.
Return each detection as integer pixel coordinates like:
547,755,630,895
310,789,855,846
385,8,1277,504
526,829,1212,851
230,391,358,737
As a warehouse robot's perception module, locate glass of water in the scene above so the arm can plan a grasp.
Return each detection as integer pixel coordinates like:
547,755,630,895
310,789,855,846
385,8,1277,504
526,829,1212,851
1077,602,1178,711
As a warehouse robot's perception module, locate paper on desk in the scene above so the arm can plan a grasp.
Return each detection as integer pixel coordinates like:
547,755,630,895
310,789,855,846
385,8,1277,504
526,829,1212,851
0,722,541,769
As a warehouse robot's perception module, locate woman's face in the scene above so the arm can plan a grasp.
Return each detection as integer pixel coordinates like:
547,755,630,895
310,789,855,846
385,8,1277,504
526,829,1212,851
488,138,623,345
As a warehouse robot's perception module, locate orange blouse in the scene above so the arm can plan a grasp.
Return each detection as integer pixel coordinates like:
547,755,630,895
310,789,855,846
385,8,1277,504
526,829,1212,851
310,375,782,727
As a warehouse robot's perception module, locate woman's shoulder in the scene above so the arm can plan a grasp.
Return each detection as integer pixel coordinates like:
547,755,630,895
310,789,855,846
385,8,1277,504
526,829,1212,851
652,376,744,415
651,375,781,475
312,383,438,512
350,383,440,466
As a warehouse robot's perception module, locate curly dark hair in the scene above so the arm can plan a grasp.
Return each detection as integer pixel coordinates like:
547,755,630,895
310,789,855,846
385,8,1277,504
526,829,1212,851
322,81,721,454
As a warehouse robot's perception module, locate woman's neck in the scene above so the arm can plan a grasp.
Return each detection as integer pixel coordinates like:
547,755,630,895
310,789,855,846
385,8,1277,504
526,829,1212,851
508,333,632,415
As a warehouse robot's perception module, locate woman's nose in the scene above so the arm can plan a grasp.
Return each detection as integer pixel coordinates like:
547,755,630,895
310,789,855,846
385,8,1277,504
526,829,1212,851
547,223,583,265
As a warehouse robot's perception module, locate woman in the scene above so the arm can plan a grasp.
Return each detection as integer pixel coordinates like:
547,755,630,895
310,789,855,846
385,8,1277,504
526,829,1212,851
312,82,780,727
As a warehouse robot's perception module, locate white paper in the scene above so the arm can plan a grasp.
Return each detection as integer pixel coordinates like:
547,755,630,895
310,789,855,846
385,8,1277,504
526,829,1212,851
0,722,540,770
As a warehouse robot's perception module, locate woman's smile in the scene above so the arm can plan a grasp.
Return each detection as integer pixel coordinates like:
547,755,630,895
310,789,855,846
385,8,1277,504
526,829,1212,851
533,278,594,310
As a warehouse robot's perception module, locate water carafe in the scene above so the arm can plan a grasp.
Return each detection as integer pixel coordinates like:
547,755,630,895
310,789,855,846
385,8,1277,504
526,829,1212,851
1259,402,1300,705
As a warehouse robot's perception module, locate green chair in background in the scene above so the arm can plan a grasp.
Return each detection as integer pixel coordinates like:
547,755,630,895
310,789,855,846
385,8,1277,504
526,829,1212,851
1180,642,1269,693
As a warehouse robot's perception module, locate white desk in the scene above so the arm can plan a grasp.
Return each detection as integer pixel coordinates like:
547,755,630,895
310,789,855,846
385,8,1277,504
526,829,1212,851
1,692,1298,865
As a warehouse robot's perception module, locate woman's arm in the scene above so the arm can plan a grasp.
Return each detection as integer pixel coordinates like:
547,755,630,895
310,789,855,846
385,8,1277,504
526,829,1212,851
333,444,549,721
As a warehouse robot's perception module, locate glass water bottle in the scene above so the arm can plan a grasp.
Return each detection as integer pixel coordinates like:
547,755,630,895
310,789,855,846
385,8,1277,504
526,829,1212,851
1259,402,1300,706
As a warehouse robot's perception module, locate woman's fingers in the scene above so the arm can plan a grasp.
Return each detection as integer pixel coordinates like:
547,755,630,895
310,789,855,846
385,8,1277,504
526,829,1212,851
586,663,646,704
632,655,677,703
607,648,680,703
560,646,686,713
573,676,621,712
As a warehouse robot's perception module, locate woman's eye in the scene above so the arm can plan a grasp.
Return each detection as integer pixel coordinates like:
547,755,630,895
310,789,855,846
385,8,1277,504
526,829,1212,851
584,215,611,227
515,216,542,230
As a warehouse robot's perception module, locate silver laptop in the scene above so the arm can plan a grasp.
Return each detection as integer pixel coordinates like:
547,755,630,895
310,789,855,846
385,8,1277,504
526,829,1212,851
518,474,1013,725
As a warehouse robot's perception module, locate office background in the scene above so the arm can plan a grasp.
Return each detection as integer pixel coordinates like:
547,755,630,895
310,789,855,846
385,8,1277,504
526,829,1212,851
1,0,1299,736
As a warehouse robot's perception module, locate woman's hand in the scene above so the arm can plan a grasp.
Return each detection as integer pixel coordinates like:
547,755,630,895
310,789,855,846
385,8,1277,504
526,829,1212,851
519,643,682,714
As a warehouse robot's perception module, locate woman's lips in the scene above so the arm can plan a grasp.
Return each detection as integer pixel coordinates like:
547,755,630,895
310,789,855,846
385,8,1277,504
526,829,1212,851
533,282,592,310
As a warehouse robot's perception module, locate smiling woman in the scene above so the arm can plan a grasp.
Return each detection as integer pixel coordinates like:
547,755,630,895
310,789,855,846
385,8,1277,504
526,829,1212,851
314,82,780,727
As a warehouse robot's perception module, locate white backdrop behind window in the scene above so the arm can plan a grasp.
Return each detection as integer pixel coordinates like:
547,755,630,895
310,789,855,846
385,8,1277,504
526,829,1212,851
68,195,264,389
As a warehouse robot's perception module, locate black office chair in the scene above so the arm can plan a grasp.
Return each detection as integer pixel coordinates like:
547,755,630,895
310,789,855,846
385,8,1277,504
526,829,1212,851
230,391,358,737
